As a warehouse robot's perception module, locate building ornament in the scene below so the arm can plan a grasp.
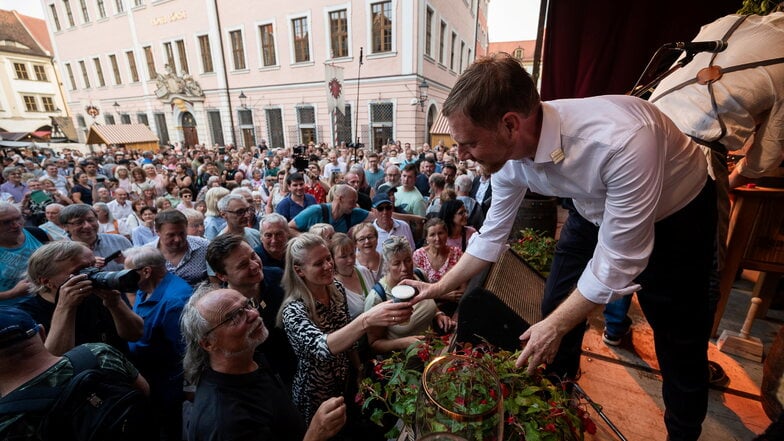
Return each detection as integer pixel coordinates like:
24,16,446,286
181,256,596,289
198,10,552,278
154,64,204,99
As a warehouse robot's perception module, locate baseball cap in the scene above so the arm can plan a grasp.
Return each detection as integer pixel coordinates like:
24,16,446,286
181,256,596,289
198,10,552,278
372,193,393,208
0,308,41,349
377,183,398,195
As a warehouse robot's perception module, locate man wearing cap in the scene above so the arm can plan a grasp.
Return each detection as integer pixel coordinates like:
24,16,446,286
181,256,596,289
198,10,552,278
0,308,148,439
372,193,415,252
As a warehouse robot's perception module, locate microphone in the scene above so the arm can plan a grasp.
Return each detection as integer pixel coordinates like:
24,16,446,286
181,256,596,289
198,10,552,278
664,40,728,53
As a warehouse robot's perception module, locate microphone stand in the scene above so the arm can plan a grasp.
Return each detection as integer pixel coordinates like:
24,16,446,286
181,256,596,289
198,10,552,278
628,46,695,98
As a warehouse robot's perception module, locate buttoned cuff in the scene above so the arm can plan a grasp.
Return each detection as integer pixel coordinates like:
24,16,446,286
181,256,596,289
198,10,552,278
577,268,640,304
464,233,507,263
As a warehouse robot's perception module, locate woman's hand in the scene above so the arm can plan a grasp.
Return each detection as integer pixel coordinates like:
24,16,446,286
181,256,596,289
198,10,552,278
435,312,456,332
365,300,414,328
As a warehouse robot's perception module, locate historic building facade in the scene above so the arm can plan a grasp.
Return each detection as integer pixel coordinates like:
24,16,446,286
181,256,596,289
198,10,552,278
43,0,489,150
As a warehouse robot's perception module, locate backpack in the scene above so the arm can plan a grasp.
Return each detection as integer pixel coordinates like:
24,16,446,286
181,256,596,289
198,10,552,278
0,345,154,441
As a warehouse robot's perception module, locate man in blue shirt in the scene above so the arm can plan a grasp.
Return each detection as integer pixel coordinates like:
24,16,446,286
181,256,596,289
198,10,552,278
275,172,317,221
123,246,192,441
289,184,374,233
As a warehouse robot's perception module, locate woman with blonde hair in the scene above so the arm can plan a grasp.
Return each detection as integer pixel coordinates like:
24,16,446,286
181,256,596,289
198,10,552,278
278,233,410,424
93,202,121,235
203,186,229,240
113,165,132,192
329,233,374,320
353,222,383,282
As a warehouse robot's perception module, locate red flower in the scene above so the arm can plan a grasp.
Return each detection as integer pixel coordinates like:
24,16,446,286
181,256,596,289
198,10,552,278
417,347,430,362
455,397,466,406
506,416,516,424
489,389,497,399
501,383,510,398
374,363,384,379
354,392,364,405
544,423,557,433
584,419,597,435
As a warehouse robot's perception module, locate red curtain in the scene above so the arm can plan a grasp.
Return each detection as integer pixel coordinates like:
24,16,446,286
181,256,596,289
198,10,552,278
540,0,740,100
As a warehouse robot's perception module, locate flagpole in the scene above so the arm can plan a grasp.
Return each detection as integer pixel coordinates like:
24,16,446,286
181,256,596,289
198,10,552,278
354,47,363,149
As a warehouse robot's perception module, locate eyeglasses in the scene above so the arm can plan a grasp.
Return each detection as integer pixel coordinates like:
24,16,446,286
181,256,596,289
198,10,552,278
376,204,393,212
0,216,23,228
355,234,377,243
204,298,258,336
66,217,99,227
224,207,252,216
182,194,192,198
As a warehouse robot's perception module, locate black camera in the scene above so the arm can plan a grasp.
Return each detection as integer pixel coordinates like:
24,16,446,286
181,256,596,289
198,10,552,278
292,145,306,155
78,267,140,293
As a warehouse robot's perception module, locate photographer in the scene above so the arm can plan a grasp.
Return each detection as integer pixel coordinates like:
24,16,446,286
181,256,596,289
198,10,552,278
18,241,143,356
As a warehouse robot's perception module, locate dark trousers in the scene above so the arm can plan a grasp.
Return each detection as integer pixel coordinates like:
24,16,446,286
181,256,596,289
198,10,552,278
542,180,716,441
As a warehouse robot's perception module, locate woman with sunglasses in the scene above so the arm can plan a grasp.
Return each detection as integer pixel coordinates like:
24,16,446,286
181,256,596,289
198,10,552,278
278,233,410,426
352,222,384,282
364,235,455,355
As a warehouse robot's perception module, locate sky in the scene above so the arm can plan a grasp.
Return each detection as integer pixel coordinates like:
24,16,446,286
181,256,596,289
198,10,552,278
0,0,540,42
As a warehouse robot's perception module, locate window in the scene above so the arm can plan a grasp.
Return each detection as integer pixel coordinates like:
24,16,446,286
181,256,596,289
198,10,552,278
291,17,310,63
42,97,56,112
93,57,106,87
163,42,175,70
34,65,47,81
105,114,115,125
229,30,246,70
63,1,75,27
329,10,348,58
208,110,224,145
371,1,392,53
176,40,189,73
450,32,456,70
155,113,169,144
467,48,471,66
513,48,523,59
259,24,276,66
97,0,106,18
296,105,316,143
335,103,352,145
79,0,90,22
439,21,446,64
50,4,61,31
115,0,124,13
459,41,465,72
370,102,394,151
134,0,143,6
23,95,38,112
77,115,86,128
126,51,139,82
137,113,149,126
265,108,284,148
121,114,131,124
143,46,156,79
198,35,214,73
65,63,76,90
109,54,121,84
14,63,29,80
238,109,255,147
78,60,90,88
425,7,433,57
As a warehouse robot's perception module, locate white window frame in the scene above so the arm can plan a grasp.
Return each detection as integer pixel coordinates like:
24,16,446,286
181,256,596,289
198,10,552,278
323,3,353,62
365,0,397,58
287,11,313,66
254,19,280,69
225,25,249,72
194,33,216,74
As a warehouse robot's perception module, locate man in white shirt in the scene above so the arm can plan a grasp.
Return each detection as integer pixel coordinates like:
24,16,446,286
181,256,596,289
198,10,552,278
107,188,133,222
371,193,415,252
406,53,716,441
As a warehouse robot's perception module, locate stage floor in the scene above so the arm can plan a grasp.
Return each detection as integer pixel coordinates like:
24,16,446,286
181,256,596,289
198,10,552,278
578,277,781,441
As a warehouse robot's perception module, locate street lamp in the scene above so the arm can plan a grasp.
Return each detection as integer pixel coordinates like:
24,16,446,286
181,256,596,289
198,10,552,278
238,91,247,109
113,101,120,113
417,79,429,111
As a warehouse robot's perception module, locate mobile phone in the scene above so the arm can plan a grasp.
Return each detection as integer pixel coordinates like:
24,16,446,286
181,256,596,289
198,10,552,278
105,250,123,262
30,190,53,205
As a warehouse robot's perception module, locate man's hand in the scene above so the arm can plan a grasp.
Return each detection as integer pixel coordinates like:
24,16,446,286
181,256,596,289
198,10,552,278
56,274,92,309
304,396,346,441
516,317,564,374
399,279,443,304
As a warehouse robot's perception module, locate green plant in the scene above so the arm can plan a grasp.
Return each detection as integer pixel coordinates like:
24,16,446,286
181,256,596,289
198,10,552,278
510,228,556,277
357,334,596,441
738,0,780,15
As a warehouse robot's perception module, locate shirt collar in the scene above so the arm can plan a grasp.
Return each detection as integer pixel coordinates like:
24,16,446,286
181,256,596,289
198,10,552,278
533,102,563,164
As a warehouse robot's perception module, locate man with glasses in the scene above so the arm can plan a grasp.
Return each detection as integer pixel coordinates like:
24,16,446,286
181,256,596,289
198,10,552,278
0,203,50,305
0,167,27,203
182,287,346,441
207,234,295,386
255,213,290,269
375,164,401,192
122,246,191,441
372,193,415,252
364,152,384,189
60,204,131,271
217,194,261,249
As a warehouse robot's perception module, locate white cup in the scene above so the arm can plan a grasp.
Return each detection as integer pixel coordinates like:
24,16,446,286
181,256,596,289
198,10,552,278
390,285,415,303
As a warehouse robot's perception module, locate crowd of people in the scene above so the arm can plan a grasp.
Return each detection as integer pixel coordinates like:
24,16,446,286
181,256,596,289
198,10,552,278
0,137,489,440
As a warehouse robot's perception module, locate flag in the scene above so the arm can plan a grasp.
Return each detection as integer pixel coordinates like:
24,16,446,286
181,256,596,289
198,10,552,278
325,64,345,115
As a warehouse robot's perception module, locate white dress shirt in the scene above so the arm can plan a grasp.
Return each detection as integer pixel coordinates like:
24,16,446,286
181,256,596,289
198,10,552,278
467,95,709,304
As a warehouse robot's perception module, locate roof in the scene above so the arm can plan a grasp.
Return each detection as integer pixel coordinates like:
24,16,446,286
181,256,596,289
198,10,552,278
0,132,48,141
488,40,538,62
0,10,49,58
86,124,159,145
52,116,78,142
16,12,52,55
429,112,451,135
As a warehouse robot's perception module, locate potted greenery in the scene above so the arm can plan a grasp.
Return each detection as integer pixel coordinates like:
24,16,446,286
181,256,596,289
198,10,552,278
509,228,557,277
358,334,596,441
